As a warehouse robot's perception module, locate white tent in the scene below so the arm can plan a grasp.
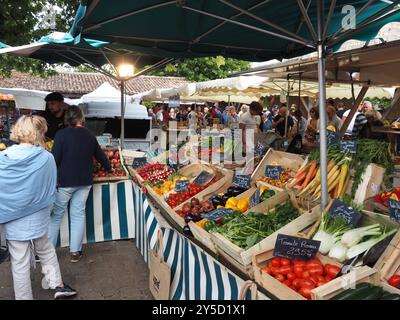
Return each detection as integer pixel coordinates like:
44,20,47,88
0,87,81,110
81,82,150,119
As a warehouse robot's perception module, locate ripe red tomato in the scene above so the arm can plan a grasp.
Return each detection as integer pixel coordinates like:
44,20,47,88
262,266,272,275
292,278,302,289
287,272,296,282
283,280,292,287
270,266,281,276
280,258,291,266
293,266,304,278
293,260,306,268
325,264,341,278
306,259,322,270
275,274,285,283
279,265,293,275
308,265,324,277
302,271,310,279
300,279,315,288
325,275,333,282
271,258,281,268
298,286,313,299
317,279,327,287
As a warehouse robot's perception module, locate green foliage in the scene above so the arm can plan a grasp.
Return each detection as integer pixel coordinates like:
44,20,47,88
366,97,392,110
0,0,80,77
143,101,156,109
148,56,251,81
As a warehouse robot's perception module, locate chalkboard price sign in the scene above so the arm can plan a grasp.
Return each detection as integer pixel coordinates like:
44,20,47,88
255,142,267,157
340,140,357,154
175,180,189,192
265,165,282,180
232,173,251,189
329,199,362,228
388,199,400,223
132,157,147,168
327,130,340,146
201,208,233,221
193,171,215,186
273,234,321,262
249,187,261,208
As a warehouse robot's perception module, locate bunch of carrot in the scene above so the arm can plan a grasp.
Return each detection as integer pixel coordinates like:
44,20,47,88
288,157,351,201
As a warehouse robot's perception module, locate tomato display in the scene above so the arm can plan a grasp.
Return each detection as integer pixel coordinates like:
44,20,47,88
136,163,174,185
261,257,340,299
93,150,126,178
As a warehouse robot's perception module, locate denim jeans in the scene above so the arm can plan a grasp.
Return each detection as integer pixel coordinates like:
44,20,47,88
48,186,92,253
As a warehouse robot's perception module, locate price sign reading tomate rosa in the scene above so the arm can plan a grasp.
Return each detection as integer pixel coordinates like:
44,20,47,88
132,157,147,168
175,180,189,192
329,199,362,228
232,173,251,189
388,199,400,223
193,171,215,187
265,165,282,180
273,234,321,261
340,140,357,154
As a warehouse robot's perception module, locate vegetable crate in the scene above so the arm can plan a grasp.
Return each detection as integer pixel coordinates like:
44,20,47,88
93,147,130,183
252,249,342,300
146,164,232,228
210,190,321,278
353,163,385,206
377,230,400,295
251,149,305,191
311,266,399,300
189,186,257,254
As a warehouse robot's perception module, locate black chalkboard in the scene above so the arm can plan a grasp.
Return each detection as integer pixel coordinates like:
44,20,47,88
201,208,233,221
265,165,282,180
273,234,321,262
255,142,267,157
329,199,362,228
132,157,147,168
193,171,215,186
388,199,400,223
175,180,189,192
232,173,251,189
327,130,340,146
340,140,357,154
249,187,261,208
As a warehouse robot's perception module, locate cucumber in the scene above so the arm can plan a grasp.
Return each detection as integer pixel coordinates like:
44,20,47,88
330,283,373,300
380,293,400,300
360,287,383,300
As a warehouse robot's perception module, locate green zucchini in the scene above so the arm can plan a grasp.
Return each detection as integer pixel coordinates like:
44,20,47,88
380,293,400,300
330,283,373,300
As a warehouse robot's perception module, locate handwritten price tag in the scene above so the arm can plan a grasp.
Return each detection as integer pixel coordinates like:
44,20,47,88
329,199,362,228
273,234,321,262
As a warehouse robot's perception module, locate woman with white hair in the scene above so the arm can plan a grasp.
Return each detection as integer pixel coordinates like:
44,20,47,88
238,104,249,118
0,115,77,300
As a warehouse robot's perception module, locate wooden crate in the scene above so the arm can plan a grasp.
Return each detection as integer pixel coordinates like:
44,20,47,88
377,230,400,295
311,266,400,300
93,147,129,183
188,186,258,254
147,164,233,228
251,149,305,190
353,163,385,206
252,249,342,300
210,190,321,274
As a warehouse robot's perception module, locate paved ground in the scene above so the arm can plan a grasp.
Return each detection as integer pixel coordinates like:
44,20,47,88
0,240,153,300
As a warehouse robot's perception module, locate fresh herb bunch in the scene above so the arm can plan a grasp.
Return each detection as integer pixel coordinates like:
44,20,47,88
213,201,299,250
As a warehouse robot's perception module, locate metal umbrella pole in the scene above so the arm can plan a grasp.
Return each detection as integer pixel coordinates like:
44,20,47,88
317,0,328,209
120,79,126,149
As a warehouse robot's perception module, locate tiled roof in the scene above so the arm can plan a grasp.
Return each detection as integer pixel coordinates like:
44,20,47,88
0,71,190,98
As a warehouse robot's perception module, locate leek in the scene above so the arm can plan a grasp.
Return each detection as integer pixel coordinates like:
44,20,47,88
346,229,397,260
340,224,382,248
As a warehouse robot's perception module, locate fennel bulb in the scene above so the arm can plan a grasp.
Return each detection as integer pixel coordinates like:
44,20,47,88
328,242,348,262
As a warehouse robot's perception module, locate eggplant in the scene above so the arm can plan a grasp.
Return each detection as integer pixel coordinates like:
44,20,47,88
362,232,396,267
232,189,245,197
227,186,236,195
184,214,194,224
222,194,230,205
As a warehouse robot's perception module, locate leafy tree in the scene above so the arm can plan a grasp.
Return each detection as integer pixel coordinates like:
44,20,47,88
0,0,80,77
149,56,251,81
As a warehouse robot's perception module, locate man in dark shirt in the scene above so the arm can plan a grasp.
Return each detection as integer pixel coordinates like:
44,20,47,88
48,105,111,263
43,92,69,140
272,105,294,137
